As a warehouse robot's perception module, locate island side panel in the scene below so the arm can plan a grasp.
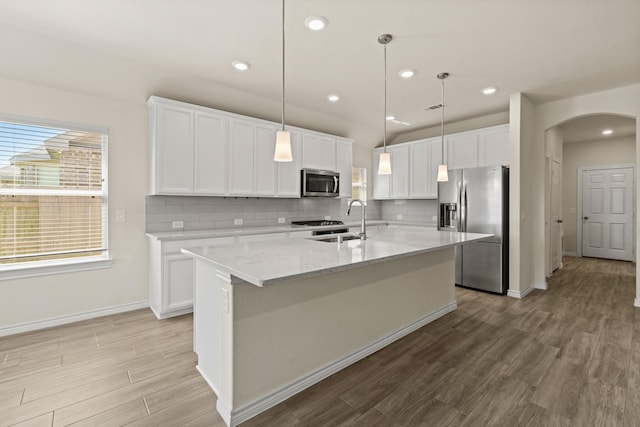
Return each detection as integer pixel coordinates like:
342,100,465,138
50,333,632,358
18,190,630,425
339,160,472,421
193,259,223,398
231,247,455,409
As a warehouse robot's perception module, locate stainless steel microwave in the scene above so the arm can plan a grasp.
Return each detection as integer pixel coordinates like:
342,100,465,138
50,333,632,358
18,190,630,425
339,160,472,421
301,169,339,197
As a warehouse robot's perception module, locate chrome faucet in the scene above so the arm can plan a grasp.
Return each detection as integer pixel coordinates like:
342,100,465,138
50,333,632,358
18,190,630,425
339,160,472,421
346,199,366,240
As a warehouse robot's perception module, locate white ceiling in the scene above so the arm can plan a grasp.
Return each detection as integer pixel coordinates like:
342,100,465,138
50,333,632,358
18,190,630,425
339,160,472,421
560,114,636,144
0,0,638,146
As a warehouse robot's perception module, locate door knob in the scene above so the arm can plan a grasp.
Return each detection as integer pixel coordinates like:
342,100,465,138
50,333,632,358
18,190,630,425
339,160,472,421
556,219,563,223
583,216,589,220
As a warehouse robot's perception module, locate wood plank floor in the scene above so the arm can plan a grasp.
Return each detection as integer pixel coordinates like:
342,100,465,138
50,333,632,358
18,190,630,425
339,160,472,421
0,256,636,426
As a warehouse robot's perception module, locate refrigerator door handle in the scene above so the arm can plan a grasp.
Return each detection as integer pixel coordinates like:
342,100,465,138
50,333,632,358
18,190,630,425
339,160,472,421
457,181,462,231
462,184,468,232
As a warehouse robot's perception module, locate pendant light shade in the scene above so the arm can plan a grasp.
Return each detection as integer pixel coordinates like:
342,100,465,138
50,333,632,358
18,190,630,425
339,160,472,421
436,72,449,182
274,0,293,162
274,130,292,161
378,152,392,175
377,34,393,175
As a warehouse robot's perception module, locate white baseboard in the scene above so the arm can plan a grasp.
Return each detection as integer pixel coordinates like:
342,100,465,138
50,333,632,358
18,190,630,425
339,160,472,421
507,285,535,299
635,298,640,308
150,305,193,320
217,300,457,427
563,252,578,257
0,301,149,337
534,281,548,291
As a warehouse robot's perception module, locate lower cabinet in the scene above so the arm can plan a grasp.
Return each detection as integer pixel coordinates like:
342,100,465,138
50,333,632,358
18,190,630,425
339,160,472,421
148,236,236,319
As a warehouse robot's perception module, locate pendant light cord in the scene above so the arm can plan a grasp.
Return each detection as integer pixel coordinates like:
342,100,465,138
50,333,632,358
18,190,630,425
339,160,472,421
383,43,387,153
441,77,444,163
281,0,285,132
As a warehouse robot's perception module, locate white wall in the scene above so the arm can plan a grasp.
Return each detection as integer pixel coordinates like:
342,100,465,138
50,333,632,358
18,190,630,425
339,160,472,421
508,93,537,297
533,83,640,305
562,135,636,254
0,78,149,332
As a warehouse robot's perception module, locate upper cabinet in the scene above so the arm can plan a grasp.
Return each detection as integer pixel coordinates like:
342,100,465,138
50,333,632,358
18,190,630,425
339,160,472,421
148,96,353,198
372,124,509,200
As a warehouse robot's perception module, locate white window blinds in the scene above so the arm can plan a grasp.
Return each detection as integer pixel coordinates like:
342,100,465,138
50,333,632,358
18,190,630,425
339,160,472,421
351,167,367,203
0,119,107,265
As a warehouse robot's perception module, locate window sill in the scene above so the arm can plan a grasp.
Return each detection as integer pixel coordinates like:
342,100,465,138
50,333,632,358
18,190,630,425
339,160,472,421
0,255,113,281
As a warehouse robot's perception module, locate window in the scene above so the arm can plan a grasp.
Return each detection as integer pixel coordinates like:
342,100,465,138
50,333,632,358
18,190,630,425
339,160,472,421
351,167,367,203
0,115,108,270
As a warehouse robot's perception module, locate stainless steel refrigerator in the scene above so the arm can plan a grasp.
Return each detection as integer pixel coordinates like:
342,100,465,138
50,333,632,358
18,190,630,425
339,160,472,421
437,165,509,294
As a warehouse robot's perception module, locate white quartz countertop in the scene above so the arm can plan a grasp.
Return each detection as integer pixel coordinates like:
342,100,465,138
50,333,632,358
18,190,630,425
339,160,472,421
145,220,422,241
181,227,491,287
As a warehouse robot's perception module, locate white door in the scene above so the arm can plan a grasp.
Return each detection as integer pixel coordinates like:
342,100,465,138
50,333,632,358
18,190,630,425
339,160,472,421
550,159,562,271
582,167,634,261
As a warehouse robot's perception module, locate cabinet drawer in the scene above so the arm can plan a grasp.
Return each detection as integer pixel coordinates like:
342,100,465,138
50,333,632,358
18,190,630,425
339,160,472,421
163,236,236,255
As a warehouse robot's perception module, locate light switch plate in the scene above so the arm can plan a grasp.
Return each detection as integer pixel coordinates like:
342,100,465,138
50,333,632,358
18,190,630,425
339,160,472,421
396,214,403,220
115,210,126,223
172,220,184,229
234,218,243,226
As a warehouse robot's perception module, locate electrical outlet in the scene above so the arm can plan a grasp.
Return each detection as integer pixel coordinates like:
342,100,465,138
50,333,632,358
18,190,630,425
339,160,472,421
234,218,243,226
172,220,184,229
432,215,438,221
115,210,126,223
324,216,331,220
396,214,403,220
278,217,285,224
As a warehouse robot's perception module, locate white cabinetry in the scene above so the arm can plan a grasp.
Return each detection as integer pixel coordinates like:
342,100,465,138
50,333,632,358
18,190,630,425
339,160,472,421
336,139,353,198
478,125,509,167
194,111,227,194
149,96,352,198
150,102,194,194
446,131,479,170
148,236,235,319
372,124,508,200
302,134,337,171
372,145,410,199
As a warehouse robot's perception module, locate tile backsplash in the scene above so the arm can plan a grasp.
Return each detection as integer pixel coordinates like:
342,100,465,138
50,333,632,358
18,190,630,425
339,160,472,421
380,199,438,226
145,196,382,232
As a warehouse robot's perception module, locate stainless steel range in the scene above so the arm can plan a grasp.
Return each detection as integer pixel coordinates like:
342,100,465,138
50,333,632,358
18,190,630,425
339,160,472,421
291,220,348,235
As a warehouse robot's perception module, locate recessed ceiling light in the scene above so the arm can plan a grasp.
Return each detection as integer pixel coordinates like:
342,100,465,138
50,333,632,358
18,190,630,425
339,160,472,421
602,129,613,135
386,115,395,120
304,16,328,31
481,86,498,95
232,61,250,71
398,69,416,79
327,94,340,102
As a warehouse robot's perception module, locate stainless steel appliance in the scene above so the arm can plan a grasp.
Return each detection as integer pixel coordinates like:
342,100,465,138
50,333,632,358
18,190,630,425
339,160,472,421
438,165,509,294
291,220,348,235
301,169,339,197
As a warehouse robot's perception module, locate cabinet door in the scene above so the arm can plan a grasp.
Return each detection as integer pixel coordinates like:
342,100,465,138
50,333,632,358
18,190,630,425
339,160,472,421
447,132,478,170
276,131,301,197
194,111,227,195
164,254,194,312
228,119,254,195
238,233,287,242
301,134,321,169
372,149,390,199
478,125,509,167
319,138,337,171
336,139,353,198
390,145,409,199
410,141,429,198
254,124,278,196
155,104,194,194
426,139,443,198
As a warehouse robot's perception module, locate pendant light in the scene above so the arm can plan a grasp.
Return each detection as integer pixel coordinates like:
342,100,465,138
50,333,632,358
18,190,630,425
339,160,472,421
274,0,293,162
436,72,449,182
377,34,392,175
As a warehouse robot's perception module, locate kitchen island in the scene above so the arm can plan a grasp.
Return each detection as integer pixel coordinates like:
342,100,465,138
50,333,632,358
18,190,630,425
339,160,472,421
182,226,491,427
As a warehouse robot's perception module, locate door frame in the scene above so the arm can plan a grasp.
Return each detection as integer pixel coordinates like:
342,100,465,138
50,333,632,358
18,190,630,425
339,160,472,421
576,163,636,258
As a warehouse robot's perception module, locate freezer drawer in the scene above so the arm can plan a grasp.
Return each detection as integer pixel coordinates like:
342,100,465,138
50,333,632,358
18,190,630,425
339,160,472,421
460,241,505,294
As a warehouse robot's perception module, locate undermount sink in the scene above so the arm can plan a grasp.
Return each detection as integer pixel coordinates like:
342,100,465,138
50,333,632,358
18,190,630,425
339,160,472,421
311,235,363,243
